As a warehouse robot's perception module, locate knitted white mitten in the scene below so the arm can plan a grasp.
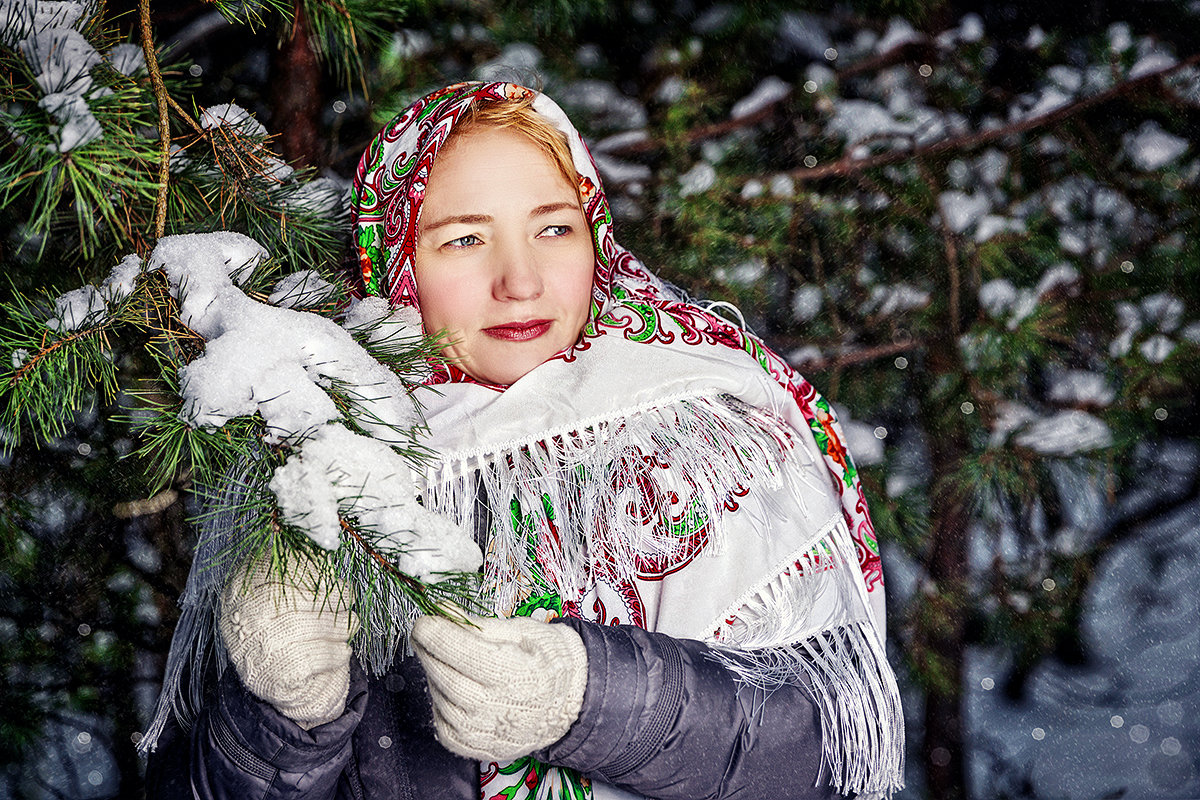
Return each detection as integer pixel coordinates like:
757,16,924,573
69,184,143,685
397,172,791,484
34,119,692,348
411,615,588,761
218,554,358,730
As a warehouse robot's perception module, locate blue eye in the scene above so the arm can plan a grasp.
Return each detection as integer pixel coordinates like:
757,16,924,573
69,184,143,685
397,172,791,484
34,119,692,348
445,234,481,248
540,225,572,237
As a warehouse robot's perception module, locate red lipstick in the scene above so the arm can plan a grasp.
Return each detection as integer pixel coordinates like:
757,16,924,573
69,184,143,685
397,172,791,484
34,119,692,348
483,319,552,341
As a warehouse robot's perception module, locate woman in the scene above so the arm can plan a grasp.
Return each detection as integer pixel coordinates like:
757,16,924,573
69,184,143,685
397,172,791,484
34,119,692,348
147,81,903,800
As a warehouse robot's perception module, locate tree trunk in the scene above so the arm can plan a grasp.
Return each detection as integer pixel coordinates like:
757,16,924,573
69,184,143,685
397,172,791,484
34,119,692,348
271,1,323,168
916,329,973,800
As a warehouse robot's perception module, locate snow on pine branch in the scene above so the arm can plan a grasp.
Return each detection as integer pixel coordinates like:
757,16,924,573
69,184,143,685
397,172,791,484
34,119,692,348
7,0,107,153
43,231,481,576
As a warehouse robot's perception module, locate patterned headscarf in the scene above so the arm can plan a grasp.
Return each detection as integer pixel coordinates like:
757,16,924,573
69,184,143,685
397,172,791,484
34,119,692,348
351,81,884,594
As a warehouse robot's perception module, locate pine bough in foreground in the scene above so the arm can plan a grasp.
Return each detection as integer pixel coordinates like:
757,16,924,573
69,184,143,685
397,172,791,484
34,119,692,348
1,231,485,741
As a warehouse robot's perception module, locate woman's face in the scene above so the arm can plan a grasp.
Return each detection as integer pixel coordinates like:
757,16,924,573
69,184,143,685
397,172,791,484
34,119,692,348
414,126,595,386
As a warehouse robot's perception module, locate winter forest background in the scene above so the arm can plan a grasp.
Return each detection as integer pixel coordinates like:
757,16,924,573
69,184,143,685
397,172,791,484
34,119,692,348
1,0,1198,798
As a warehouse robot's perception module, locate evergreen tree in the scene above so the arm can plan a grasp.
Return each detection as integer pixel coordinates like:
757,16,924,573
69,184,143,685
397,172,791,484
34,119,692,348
3,1,1198,797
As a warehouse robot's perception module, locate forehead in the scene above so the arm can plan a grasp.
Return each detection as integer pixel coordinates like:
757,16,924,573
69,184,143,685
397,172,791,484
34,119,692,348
425,127,577,207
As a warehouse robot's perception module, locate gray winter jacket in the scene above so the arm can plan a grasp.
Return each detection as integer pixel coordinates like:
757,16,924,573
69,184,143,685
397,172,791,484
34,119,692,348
146,617,837,800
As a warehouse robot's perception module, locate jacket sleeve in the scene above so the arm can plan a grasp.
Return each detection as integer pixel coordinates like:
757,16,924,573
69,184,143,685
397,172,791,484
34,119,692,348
146,662,369,800
536,618,838,800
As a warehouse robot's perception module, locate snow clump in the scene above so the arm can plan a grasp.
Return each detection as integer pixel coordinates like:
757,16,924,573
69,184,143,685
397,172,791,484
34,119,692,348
285,176,345,217
863,283,929,316
768,173,795,197
13,3,106,153
54,231,472,561
1129,43,1176,80
562,79,647,130
777,12,832,60
475,42,542,82
678,162,717,196
791,285,823,322
45,286,105,332
1122,120,1189,171
43,254,142,332
978,279,1037,330
974,215,1025,243
107,43,145,76
1110,293,1188,360
100,254,142,302
1035,264,1080,298
269,425,481,574
200,103,267,136
938,190,992,234
876,18,922,53
1015,411,1112,456
1,0,87,44
730,76,790,119
715,258,766,287
841,418,884,466
341,296,424,349
149,234,418,446
1047,370,1116,408
267,270,336,309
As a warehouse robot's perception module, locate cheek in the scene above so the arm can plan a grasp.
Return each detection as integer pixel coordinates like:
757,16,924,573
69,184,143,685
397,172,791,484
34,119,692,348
413,264,463,334
564,244,597,319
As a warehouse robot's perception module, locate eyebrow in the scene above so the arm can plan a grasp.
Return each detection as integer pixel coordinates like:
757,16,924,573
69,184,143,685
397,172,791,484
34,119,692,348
421,213,491,234
530,201,580,217
420,201,581,235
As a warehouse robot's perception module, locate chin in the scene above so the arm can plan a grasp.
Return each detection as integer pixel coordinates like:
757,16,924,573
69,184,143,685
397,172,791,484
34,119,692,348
479,356,547,386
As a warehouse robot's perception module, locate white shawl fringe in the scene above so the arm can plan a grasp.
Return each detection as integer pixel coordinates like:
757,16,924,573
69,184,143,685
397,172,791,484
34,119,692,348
422,394,808,615
711,518,905,797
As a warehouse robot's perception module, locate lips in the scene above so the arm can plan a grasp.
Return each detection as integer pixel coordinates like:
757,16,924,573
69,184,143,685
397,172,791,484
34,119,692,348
483,319,552,341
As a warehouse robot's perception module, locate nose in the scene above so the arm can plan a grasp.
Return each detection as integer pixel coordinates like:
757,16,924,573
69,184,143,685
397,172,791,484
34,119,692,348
493,241,543,301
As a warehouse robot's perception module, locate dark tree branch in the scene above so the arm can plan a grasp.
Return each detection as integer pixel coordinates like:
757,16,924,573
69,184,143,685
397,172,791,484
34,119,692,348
787,53,1200,182
138,0,172,240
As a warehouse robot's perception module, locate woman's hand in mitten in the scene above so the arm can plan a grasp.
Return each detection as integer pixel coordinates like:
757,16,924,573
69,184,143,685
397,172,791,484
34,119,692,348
218,553,358,730
411,615,587,761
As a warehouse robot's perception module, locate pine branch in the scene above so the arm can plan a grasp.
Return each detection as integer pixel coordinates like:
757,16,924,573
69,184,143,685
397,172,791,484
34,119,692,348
138,0,173,240
0,291,127,448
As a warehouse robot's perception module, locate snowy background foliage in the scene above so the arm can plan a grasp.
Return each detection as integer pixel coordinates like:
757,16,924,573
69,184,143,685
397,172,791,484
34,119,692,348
2,0,1199,798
